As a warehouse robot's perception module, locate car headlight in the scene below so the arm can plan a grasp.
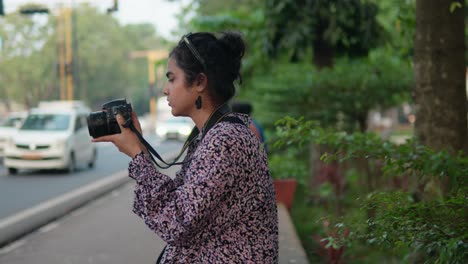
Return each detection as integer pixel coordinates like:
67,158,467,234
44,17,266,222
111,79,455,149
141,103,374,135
6,137,16,148
53,139,68,150
179,126,191,136
156,127,167,136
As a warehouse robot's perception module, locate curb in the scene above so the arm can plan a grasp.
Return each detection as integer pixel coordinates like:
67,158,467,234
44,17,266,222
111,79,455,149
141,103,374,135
0,170,130,247
278,203,310,263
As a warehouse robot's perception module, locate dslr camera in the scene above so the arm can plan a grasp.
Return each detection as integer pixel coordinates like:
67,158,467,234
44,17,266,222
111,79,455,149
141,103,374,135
87,98,133,138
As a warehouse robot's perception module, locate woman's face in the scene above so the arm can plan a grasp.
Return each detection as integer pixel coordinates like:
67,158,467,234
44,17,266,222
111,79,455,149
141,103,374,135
163,57,198,117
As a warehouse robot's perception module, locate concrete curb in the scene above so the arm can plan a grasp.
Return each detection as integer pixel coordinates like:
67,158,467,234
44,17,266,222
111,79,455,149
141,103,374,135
0,170,130,246
278,203,310,263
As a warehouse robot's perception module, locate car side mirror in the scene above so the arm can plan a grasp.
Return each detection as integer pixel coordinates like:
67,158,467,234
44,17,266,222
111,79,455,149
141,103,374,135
14,120,22,129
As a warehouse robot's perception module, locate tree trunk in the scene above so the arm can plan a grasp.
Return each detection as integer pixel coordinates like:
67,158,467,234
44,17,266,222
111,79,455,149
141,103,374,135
313,38,334,69
413,0,467,154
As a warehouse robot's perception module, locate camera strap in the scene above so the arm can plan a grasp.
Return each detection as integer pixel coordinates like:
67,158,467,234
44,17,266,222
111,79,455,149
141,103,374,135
125,103,240,169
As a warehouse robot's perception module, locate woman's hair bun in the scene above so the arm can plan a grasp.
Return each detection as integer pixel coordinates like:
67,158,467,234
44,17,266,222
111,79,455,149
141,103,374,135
219,31,245,62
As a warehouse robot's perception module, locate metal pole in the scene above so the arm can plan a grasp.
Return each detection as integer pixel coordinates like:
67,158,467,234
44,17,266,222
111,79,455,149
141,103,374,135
64,8,73,100
58,10,66,100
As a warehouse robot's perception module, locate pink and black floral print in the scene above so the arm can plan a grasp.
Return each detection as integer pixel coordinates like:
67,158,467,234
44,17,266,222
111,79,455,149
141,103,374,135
128,113,278,263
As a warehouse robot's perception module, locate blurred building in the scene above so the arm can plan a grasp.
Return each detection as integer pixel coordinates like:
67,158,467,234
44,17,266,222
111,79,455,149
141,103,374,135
0,100,27,117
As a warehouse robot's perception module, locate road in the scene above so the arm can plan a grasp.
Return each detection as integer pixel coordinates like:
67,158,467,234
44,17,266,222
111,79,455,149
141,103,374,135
0,137,184,220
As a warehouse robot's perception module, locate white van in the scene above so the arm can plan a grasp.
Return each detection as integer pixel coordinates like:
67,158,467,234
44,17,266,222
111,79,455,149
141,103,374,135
4,101,97,174
0,111,27,158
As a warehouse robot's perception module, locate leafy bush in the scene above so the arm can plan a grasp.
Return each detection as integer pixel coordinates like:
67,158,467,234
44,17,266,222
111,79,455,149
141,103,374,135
275,116,468,263
358,191,467,263
268,148,309,181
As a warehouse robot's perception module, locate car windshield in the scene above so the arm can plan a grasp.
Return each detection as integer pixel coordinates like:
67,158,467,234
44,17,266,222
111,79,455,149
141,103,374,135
165,117,191,124
21,114,70,131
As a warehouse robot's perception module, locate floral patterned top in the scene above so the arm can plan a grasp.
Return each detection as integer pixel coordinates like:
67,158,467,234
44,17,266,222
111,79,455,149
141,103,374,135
128,113,279,263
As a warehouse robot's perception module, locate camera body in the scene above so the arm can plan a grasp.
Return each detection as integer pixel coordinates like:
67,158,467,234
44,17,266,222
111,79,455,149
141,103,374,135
87,98,132,138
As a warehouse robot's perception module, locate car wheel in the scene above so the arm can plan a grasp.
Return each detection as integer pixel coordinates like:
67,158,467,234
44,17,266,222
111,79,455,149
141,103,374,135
66,153,76,173
88,148,97,168
8,168,18,175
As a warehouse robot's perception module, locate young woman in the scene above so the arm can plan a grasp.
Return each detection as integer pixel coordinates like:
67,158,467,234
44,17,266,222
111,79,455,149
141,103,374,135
93,32,278,263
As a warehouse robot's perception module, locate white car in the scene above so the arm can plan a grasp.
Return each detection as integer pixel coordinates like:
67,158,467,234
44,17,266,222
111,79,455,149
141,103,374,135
0,112,27,159
4,101,97,174
156,117,194,141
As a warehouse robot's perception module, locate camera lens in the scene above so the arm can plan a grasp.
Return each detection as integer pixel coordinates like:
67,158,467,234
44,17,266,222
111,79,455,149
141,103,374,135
87,111,108,138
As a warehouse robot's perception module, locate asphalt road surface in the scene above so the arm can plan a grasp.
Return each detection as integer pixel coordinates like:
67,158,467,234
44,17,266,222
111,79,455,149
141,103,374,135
0,138,184,220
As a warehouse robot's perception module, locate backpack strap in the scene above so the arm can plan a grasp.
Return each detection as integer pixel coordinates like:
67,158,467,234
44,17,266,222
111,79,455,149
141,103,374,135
221,116,247,126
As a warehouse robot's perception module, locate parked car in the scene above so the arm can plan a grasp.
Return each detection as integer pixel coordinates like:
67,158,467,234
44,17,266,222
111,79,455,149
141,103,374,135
0,112,27,159
4,101,97,174
156,116,194,141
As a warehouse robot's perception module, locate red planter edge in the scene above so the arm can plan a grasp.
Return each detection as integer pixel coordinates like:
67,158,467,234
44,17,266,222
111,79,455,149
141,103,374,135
273,179,297,211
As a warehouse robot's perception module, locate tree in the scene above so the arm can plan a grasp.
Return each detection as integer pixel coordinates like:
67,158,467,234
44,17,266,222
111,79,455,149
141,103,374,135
265,0,382,67
369,0,416,57
413,0,467,154
190,0,261,15
0,3,167,111
0,11,55,108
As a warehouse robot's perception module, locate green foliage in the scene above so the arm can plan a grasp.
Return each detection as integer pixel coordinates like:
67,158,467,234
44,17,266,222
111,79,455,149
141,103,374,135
188,7,270,84
274,116,468,262
275,116,468,190
268,148,308,182
248,49,412,134
358,191,467,263
370,0,415,57
188,0,262,17
0,12,56,107
265,0,383,61
450,1,463,13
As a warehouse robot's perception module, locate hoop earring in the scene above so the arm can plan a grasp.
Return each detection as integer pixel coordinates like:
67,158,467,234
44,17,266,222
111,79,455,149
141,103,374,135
195,96,202,109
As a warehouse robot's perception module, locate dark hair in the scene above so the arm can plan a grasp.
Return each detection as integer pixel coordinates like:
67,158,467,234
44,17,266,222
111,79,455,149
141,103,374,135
169,32,245,104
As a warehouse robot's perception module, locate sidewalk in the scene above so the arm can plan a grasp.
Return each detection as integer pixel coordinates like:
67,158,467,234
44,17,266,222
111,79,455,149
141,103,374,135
0,166,309,264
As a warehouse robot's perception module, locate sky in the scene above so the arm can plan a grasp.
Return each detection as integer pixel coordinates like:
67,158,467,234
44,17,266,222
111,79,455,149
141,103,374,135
4,0,188,39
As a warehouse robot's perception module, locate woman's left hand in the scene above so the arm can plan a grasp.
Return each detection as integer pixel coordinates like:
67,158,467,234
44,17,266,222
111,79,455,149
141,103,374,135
92,111,146,158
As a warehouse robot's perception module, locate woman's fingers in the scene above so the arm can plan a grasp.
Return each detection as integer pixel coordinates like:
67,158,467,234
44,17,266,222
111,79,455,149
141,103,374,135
115,112,140,131
116,114,127,130
92,134,115,143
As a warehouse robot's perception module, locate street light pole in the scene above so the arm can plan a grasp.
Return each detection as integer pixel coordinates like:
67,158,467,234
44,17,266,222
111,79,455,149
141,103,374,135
57,10,66,100
56,7,73,100
64,8,73,100
129,50,168,129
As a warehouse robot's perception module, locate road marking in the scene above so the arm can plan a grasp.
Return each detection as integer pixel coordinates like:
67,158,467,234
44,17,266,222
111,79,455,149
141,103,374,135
38,221,60,233
0,239,26,255
69,207,88,217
